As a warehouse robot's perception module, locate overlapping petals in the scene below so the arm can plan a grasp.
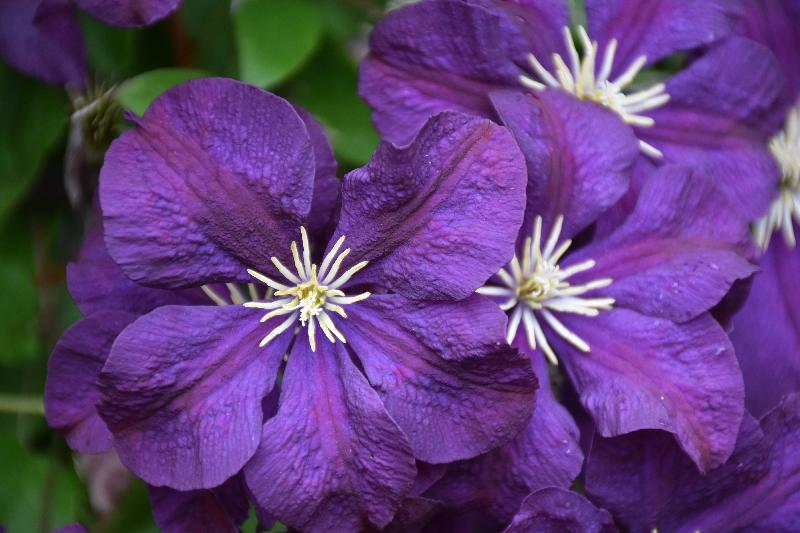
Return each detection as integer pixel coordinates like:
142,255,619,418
244,340,417,532
585,394,800,532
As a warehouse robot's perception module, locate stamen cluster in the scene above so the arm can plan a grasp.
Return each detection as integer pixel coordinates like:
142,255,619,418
754,101,800,249
478,216,614,365
245,227,371,351
519,26,669,158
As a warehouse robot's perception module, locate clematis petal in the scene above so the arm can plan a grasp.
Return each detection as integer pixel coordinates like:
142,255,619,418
640,38,785,218
149,474,249,533
555,309,744,471
332,112,526,300
244,339,416,533
567,165,756,323
490,89,637,240
503,487,616,533
75,0,180,27
45,311,136,454
294,105,340,244
730,235,800,418
585,0,740,76
0,0,85,89
425,338,581,522
339,294,537,464
738,0,800,99
98,304,291,490
586,395,800,532
100,78,317,288
67,217,205,316
360,0,530,144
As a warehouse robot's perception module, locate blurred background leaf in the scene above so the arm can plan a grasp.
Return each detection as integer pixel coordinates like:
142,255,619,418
234,0,324,88
0,430,83,532
117,68,211,115
0,65,66,227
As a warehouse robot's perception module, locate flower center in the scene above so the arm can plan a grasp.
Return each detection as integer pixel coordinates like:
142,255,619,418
477,215,614,365
244,227,371,352
754,100,800,250
519,25,670,159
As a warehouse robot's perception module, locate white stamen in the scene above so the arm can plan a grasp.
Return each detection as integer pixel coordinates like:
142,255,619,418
201,285,228,306
247,228,370,352
519,25,669,158
478,215,614,365
754,100,800,250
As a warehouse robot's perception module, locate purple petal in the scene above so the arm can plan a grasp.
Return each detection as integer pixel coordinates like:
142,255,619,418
585,0,740,74
294,105,340,243
738,0,800,98
360,0,529,144
333,111,526,300
555,309,744,471
244,339,416,533
0,0,85,89
730,236,800,417
67,217,205,317
98,304,290,490
149,475,248,533
586,395,800,532
490,89,637,240
568,165,756,323
340,294,537,463
45,311,136,453
75,0,180,27
504,487,616,533
425,339,581,522
641,38,785,218
100,78,317,288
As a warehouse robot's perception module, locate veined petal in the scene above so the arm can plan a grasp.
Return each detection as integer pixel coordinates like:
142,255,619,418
585,0,740,77
339,294,537,463
360,0,530,144
331,112,526,300
100,78,317,288
98,305,291,490
244,339,416,533
556,309,744,472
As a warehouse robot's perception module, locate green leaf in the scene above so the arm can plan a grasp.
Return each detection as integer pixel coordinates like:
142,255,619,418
234,0,324,88
285,38,378,167
117,68,211,116
0,220,39,364
0,65,66,225
0,431,83,532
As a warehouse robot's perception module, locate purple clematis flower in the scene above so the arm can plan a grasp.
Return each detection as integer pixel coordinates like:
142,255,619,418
360,0,785,218
92,77,536,532
45,101,343,532
407,85,754,526
0,0,181,89
584,393,800,532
